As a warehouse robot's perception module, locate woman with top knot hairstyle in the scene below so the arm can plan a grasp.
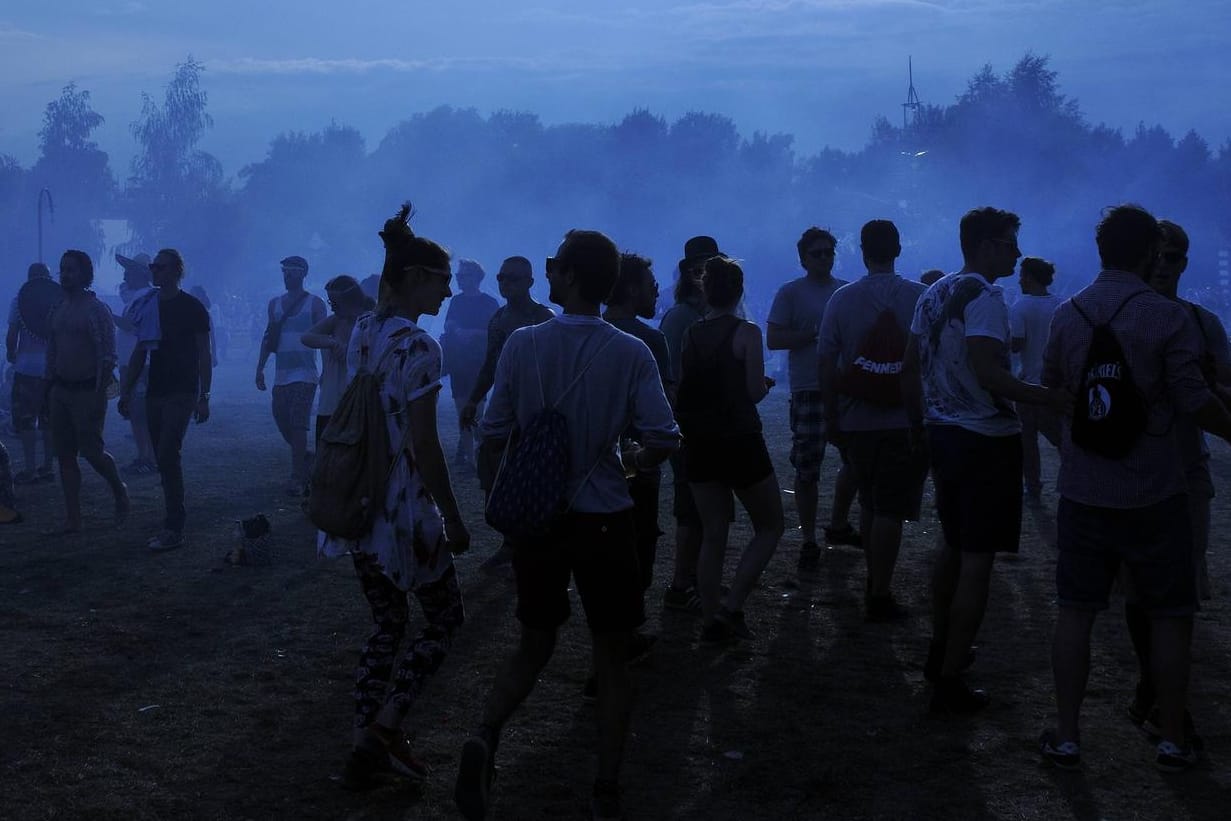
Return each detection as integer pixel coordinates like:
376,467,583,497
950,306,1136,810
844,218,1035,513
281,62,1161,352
319,203,471,787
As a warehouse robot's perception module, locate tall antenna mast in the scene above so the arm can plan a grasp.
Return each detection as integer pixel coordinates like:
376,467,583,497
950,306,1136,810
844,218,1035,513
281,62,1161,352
902,56,921,130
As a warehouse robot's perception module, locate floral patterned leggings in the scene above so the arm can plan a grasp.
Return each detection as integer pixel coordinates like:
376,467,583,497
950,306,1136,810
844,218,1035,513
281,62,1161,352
351,552,466,730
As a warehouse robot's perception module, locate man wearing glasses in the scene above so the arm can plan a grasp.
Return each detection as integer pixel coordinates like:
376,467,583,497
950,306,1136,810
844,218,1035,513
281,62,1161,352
768,227,859,571
119,249,211,552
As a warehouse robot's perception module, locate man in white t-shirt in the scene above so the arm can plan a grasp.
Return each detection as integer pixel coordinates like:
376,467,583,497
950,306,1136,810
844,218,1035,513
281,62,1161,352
905,207,1071,714
768,227,860,570
1010,257,1062,500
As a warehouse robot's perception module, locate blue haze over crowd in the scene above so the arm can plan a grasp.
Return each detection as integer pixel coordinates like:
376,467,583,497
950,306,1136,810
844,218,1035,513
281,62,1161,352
1,1,1229,328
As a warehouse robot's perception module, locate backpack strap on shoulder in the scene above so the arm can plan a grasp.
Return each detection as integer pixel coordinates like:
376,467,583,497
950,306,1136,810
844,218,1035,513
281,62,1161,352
550,328,619,411
1073,289,1145,329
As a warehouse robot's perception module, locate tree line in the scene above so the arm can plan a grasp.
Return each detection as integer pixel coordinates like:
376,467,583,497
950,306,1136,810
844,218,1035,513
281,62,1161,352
3,54,1228,308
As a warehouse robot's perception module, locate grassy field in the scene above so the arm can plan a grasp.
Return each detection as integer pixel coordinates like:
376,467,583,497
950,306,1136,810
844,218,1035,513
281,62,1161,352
1,357,1228,820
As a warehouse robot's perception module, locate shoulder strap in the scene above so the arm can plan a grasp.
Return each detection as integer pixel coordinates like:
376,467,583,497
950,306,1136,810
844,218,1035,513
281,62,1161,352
283,291,311,320
548,327,619,411
1072,289,1145,329
1189,302,1210,345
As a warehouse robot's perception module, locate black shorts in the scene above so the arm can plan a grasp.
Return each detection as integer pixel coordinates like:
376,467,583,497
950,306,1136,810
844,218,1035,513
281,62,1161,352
928,425,1022,554
685,433,774,489
670,448,702,527
513,509,646,633
1057,494,1196,617
847,429,929,521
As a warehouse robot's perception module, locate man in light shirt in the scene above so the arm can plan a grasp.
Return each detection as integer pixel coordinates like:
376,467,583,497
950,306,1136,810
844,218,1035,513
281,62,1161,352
455,230,679,821
1010,256,1062,500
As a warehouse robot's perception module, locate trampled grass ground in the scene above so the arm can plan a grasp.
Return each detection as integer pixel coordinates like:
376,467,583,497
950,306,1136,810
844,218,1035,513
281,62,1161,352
1,357,1228,820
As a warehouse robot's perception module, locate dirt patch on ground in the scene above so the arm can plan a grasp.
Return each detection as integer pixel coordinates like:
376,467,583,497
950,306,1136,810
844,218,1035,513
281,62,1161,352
1,360,1228,820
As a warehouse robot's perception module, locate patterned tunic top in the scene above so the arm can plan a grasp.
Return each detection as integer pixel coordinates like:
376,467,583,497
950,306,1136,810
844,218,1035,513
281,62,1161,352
319,314,453,591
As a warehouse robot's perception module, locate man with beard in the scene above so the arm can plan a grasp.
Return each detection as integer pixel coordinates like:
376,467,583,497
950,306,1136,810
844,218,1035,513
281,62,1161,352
119,249,211,552
46,250,128,533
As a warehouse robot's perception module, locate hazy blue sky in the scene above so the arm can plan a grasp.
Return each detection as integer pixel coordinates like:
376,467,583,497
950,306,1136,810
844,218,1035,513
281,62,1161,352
2,1,1229,175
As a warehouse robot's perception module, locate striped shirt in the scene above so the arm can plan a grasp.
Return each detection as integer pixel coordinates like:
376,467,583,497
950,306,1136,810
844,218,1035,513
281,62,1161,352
1042,269,1213,509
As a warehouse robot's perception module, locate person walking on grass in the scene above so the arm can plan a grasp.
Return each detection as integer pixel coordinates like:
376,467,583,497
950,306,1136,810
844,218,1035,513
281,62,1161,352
767,227,859,571
301,275,373,444
6,262,59,484
46,250,128,534
676,256,784,644
454,230,678,821
819,220,928,622
1039,207,1231,773
255,255,327,495
905,207,1070,713
112,253,159,476
118,249,212,553
319,204,470,789
441,259,498,470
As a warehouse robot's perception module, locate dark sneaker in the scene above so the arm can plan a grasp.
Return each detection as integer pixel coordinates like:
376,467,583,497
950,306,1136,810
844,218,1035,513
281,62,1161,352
663,585,702,614
591,779,624,821
148,530,184,552
385,731,430,779
699,618,736,646
717,608,754,640
823,523,862,548
1039,731,1081,771
923,643,977,683
341,729,425,789
798,541,821,571
1156,740,1197,773
865,595,909,623
628,631,657,666
930,676,989,714
455,735,495,821
1139,706,1204,754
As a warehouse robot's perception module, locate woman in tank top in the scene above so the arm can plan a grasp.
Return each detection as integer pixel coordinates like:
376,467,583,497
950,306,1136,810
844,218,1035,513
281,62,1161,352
675,256,784,645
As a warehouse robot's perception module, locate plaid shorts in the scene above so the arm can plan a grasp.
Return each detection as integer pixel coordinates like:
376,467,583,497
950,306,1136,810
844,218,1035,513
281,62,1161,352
272,381,316,436
789,391,826,483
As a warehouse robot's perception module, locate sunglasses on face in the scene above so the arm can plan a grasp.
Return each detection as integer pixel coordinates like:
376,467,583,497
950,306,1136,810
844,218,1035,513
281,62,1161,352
808,247,836,259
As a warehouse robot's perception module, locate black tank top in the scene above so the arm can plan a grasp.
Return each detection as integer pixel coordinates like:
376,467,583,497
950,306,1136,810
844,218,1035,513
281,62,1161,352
676,314,762,439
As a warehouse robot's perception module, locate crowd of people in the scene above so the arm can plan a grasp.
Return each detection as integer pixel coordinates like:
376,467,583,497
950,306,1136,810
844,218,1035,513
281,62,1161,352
3,200,1225,819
